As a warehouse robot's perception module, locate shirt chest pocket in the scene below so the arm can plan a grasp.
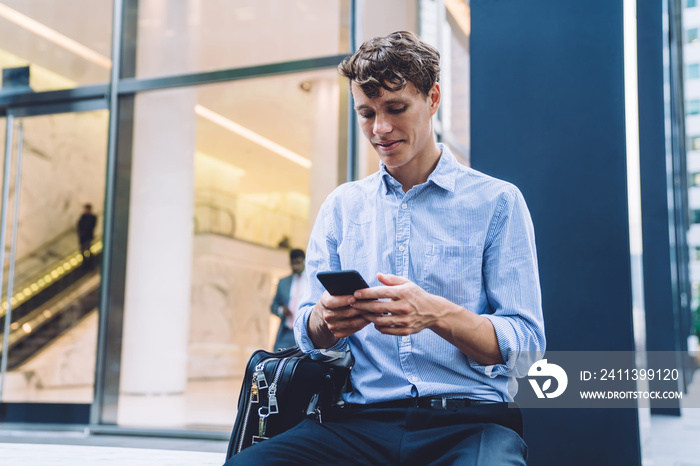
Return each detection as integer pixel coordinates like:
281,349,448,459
337,218,373,268
421,244,482,305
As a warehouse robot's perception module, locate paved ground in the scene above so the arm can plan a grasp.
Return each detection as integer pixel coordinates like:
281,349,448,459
0,376,697,466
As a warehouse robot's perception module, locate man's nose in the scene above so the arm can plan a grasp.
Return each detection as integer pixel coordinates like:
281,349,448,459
373,114,392,135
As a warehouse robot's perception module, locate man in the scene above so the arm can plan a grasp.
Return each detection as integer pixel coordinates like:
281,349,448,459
229,31,544,465
77,203,97,266
270,249,306,351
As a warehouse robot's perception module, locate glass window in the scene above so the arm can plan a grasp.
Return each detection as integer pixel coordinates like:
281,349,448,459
693,210,700,224
689,28,699,44
0,1,113,92
0,109,108,405
689,0,698,8
689,136,700,150
117,69,345,430
691,173,700,186
130,0,350,79
688,99,700,115
689,64,700,79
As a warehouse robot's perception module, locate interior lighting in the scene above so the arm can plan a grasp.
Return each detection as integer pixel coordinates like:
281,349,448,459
70,258,78,266
10,322,18,330
30,284,38,292
21,323,31,333
0,3,112,69
42,310,51,318
194,105,312,169
51,271,58,278
22,287,30,295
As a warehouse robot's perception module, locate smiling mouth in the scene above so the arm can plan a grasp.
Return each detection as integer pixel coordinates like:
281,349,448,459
376,140,402,150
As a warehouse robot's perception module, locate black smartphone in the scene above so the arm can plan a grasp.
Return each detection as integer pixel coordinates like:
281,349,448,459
317,270,370,296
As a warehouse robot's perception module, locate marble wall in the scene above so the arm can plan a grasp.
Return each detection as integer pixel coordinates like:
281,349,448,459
188,234,290,380
2,110,108,263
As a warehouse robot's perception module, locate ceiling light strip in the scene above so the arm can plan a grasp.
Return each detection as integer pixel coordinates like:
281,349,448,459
194,105,312,169
0,3,112,69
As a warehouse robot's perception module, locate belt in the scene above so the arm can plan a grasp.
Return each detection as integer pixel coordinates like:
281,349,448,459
350,396,502,411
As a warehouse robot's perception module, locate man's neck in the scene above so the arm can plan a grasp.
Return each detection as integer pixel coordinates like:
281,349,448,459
387,143,442,192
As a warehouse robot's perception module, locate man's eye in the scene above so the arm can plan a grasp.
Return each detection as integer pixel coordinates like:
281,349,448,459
388,107,406,114
359,112,374,119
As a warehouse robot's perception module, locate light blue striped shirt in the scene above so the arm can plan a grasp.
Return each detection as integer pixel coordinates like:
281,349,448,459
295,144,545,404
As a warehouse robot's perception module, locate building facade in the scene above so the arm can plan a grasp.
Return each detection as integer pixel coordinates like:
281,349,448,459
0,0,470,435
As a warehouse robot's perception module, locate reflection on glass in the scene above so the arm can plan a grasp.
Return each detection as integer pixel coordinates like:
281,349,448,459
117,69,342,430
133,0,348,79
0,110,108,403
0,1,112,93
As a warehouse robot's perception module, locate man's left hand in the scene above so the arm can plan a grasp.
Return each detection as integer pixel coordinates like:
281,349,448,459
349,273,443,336
350,272,504,365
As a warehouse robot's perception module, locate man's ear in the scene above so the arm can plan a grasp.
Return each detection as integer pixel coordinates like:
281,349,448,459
428,82,441,116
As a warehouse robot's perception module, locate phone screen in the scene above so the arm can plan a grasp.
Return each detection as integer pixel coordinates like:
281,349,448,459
317,270,369,296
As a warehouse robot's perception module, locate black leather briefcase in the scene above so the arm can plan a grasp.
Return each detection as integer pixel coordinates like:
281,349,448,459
225,346,353,459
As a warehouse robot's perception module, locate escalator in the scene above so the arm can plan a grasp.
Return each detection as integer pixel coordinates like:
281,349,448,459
0,240,102,370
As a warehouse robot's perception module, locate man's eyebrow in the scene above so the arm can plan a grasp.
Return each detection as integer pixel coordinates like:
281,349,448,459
354,98,409,110
383,98,409,106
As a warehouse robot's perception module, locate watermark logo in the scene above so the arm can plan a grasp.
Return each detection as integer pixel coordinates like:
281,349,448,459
528,359,568,399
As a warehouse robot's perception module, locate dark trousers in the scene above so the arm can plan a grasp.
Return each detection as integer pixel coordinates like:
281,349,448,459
225,404,527,466
273,325,297,352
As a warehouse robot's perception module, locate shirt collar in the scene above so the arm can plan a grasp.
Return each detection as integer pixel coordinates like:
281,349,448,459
380,143,457,195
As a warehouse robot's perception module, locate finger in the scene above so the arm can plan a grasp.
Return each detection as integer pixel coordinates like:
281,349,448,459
327,315,371,337
376,273,410,286
321,291,357,310
351,299,403,315
324,305,365,322
353,284,401,301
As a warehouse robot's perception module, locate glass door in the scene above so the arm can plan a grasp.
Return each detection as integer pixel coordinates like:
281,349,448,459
0,100,108,423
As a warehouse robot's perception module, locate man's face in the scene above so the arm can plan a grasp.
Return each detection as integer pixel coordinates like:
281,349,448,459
291,257,305,275
352,81,440,173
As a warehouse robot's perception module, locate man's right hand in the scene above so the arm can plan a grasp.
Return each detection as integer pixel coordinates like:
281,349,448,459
281,305,292,318
307,291,371,348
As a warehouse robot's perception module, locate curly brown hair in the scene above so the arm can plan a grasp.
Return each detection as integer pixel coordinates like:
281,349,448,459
338,31,440,98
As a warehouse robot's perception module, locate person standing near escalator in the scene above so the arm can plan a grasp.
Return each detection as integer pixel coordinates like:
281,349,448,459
77,203,97,267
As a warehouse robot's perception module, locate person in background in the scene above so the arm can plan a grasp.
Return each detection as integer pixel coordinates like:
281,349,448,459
77,203,97,267
270,248,306,351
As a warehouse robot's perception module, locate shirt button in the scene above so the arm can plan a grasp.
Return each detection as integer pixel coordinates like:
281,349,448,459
402,336,410,342
399,245,405,252
401,203,408,210
411,376,419,383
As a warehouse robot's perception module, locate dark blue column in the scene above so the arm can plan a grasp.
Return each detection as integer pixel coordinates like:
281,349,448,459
637,0,685,414
471,1,641,465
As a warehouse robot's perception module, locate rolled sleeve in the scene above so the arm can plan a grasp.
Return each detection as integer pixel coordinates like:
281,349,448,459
470,186,546,378
293,193,348,360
